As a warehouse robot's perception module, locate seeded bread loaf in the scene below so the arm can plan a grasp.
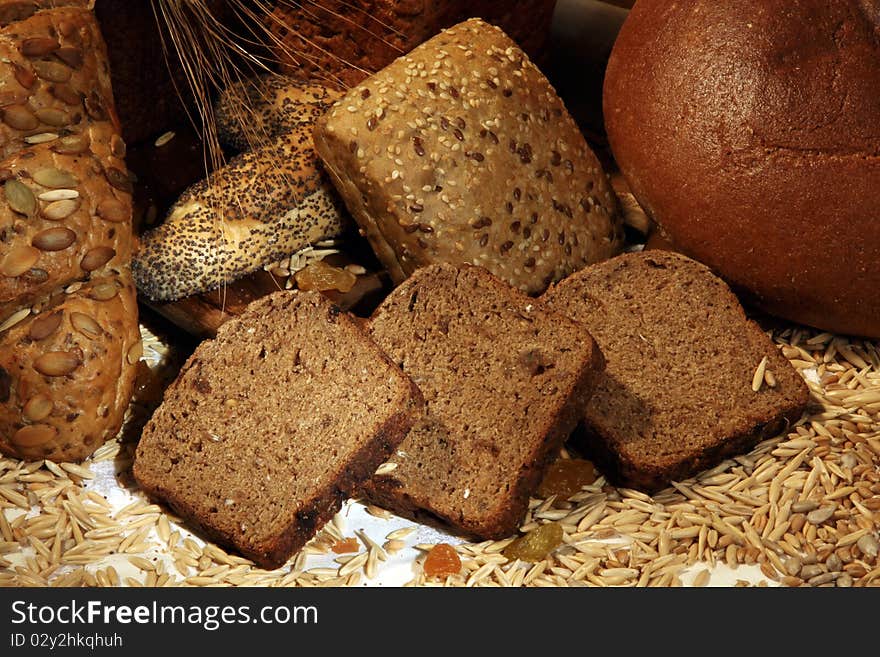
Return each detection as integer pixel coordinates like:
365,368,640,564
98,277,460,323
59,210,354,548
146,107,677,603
0,276,140,461
0,133,132,319
133,290,423,569
542,251,810,492
313,18,623,296
0,2,89,26
132,84,352,302
0,2,139,462
268,0,559,89
363,263,604,539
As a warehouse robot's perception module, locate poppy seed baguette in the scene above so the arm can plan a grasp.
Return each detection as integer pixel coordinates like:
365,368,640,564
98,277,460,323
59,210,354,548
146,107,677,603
542,251,810,492
362,263,605,539
133,290,423,569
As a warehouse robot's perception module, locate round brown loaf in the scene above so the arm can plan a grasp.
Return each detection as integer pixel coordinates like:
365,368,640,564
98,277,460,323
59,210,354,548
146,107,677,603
603,0,880,337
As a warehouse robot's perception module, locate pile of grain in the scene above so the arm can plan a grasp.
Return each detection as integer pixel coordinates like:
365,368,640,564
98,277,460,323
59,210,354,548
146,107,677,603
1,325,878,587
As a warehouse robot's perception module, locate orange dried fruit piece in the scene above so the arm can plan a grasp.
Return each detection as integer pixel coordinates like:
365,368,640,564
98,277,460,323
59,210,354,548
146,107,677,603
423,543,462,579
294,260,357,293
537,458,596,500
502,522,564,563
331,537,360,554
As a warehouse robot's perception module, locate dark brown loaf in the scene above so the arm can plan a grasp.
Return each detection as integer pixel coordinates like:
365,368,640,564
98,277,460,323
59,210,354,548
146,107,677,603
313,18,623,296
0,3,138,462
603,0,880,338
268,0,558,89
133,290,423,569
542,251,810,492
363,263,604,539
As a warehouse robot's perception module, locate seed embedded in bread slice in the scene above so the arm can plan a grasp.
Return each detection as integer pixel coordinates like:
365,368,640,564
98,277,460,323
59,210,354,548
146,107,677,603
133,290,423,569
542,250,810,492
362,263,605,539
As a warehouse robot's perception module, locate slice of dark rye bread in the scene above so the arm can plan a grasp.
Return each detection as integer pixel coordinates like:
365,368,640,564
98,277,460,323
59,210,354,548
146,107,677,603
542,250,810,492
362,264,605,539
133,291,423,569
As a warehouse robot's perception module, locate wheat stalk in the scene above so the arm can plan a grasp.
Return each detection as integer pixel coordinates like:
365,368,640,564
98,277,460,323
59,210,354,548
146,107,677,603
151,0,407,155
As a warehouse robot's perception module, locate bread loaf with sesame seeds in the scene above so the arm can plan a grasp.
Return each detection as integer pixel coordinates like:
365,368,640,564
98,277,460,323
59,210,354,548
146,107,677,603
541,251,810,492
132,83,353,302
313,18,624,296
362,263,605,540
0,3,141,462
133,290,424,570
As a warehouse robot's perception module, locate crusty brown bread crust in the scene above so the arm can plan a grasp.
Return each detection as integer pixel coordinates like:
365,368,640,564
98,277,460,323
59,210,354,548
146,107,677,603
268,0,558,89
133,290,423,569
603,0,880,338
314,18,623,296
542,251,810,492
363,263,605,540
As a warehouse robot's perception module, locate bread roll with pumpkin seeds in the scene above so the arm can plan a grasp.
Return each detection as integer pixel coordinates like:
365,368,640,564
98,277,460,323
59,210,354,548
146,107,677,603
0,2,140,462
0,276,140,462
313,18,624,294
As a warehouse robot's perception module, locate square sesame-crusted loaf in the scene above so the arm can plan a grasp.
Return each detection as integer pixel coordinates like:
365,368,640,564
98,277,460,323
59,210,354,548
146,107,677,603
133,291,423,569
362,263,605,539
312,18,624,296
542,251,810,492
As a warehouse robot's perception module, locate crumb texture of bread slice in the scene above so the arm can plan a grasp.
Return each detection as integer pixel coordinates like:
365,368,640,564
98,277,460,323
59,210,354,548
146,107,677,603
133,291,422,569
364,263,604,539
542,251,810,492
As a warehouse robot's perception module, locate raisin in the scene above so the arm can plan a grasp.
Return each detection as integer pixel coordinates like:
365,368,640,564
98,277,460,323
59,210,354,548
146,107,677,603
537,459,596,500
502,523,564,563
294,260,357,293
423,543,461,578
331,538,360,554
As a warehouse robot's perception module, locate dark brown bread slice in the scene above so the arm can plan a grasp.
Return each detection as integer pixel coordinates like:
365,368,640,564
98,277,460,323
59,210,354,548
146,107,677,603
363,263,604,539
133,290,423,569
542,251,810,492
